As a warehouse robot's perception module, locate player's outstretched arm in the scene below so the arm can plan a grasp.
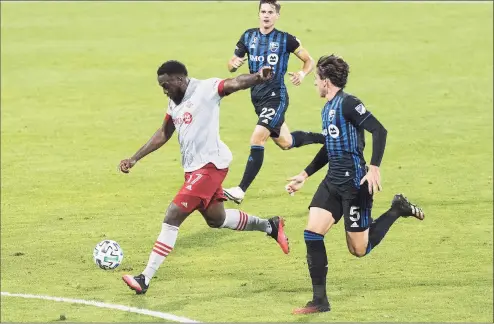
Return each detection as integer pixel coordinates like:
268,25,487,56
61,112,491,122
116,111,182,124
285,145,328,195
118,117,175,173
222,66,273,96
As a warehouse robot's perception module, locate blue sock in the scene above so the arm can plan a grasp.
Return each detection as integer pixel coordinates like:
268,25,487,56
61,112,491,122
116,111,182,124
239,145,264,192
290,131,325,148
366,209,400,255
304,230,328,302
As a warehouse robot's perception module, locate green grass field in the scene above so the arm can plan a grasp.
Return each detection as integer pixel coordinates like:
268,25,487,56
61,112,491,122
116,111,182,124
1,1,493,322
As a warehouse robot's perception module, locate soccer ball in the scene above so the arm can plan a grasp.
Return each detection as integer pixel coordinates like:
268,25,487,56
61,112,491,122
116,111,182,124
93,240,124,270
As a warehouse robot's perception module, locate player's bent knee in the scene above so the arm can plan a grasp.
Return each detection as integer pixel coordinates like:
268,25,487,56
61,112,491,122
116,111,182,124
348,247,367,258
273,139,292,150
251,126,271,145
205,217,223,228
306,207,335,235
250,136,267,146
347,240,368,258
163,202,190,227
271,129,293,150
345,230,369,257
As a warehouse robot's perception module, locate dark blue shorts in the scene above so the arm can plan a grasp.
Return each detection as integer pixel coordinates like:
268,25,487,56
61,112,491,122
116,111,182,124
253,96,289,138
309,177,374,232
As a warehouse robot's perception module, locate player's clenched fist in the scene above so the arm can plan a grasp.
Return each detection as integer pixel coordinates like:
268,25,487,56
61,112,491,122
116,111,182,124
118,158,136,174
231,57,247,69
258,66,273,81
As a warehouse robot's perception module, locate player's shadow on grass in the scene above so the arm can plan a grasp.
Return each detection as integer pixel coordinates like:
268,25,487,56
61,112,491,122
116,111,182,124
177,208,308,252
177,227,248,251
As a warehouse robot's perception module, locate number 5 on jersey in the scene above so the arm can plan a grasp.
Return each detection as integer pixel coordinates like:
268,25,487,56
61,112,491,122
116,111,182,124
349,206,360,228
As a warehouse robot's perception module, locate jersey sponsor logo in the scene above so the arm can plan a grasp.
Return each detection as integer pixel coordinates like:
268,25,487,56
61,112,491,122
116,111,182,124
355,103,366,115
173,112,193,125
328,124,340,138
181,201,188,208
269,42,279,52
250,55,264,62
267,53,279,65
329,109,336,122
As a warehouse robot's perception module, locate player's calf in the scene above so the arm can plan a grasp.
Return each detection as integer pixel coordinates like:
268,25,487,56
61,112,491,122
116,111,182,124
294,230,330,314
290,131,325,148
220,209,269,231
272,135,293,150
219,209,289,254
122,204,186,294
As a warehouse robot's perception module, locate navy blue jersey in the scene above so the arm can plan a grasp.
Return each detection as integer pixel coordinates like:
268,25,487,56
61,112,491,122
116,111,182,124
234,28,300,105
321,90,372,188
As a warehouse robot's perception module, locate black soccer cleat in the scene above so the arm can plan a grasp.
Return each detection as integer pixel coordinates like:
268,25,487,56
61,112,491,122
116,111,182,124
391,194,425,220
293,299,331,314
122,274,148,295
267,216,289,254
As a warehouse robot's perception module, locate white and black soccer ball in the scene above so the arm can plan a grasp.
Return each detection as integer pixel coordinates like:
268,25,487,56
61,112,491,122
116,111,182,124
93,240,124,270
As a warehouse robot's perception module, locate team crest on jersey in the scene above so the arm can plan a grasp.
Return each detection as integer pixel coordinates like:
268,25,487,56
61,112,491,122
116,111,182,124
355,103,366,115
250,36,258,49
183,112,193,124
328,109,336,122
269,42,279,52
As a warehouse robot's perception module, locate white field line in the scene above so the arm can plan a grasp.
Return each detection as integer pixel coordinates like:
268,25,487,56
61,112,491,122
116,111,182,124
1,291,200,323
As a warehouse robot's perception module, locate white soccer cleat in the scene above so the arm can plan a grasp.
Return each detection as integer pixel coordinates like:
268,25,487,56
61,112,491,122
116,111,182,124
223,186,245,204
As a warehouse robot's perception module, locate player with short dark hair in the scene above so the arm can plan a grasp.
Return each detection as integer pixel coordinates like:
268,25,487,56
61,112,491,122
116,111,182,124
223,0,324,204
285,55,425,314
118,60,289,295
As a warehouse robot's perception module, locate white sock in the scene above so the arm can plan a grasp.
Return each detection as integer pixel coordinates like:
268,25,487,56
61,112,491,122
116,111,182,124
142,223,179,285
221,209,272,234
